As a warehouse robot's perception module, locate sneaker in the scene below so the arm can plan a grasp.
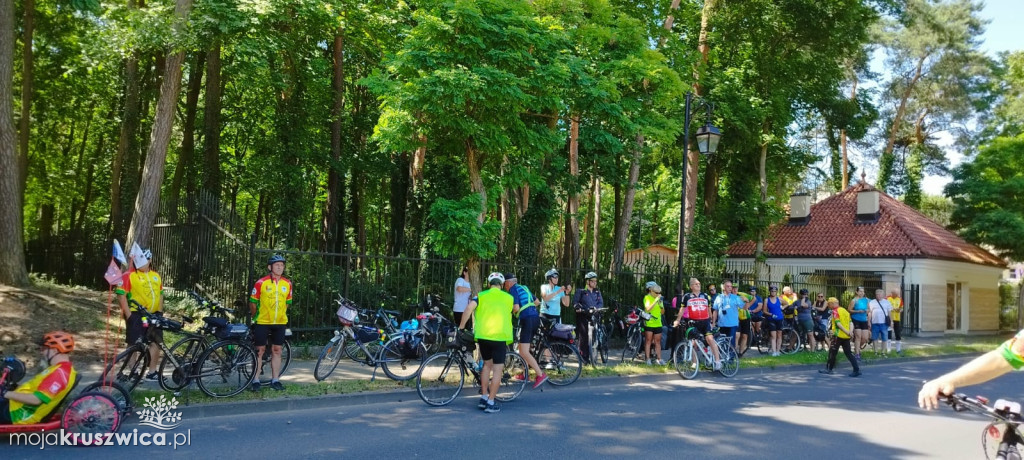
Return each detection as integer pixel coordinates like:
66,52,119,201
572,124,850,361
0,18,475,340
713,361,722,371
645,359,652,365
656,359,666,366
145,371,159,382
513,373,527,382
544,362,556,370
270,381,285,391
478,398,488,410
249,381,262,392
818,369,834,375
533,373,548,389
484,403,501,413
849,371,862,377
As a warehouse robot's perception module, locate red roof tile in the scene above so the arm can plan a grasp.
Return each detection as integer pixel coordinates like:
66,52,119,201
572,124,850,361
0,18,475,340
726,182,1005,267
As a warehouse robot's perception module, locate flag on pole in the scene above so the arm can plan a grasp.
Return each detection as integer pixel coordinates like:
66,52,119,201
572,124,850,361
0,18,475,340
112,239,127,266
104,259,124,286
129,242,143,259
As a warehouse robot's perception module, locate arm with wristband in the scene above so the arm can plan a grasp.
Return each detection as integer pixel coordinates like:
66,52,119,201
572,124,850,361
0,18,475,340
918,330,1023,410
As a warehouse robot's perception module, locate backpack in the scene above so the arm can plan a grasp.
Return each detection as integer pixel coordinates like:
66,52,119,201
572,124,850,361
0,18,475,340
398,331,423,359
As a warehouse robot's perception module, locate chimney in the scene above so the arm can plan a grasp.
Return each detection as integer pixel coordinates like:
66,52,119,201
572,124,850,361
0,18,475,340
856,187,880,223
789,193,811,225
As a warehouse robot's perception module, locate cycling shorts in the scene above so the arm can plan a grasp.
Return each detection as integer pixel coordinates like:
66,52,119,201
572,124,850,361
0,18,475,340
518,315,540,344
766,318,784,332
477,339,507,364
253,324,287,346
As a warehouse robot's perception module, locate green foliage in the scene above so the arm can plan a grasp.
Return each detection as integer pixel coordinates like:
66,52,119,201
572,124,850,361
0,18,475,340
426,195,501,261
945,134,1024,260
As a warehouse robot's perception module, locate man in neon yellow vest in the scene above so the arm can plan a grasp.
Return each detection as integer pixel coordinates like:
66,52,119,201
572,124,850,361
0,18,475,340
458,272,515,414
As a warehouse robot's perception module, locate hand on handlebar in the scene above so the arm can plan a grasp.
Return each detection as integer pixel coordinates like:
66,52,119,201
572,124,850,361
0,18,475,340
919,378,956,411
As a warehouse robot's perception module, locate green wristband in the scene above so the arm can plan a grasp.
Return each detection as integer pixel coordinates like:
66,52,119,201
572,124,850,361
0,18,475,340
999,339,1024,370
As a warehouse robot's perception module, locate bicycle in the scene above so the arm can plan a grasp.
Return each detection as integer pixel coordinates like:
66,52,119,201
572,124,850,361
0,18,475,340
415,331,528,406
754,316,801,355
154,289,236,393
584,307,610,365
531,317,583,386
672,324,739,379
944,393,1024,460
620,306,645,363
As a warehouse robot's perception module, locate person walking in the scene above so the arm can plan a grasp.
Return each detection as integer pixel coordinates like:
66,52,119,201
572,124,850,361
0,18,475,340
848,286,870,360
868,289,893,357
458,273,515,413
819,297,861,377
540,269,571,323
642,282,665,365
249,254,293,391
888,289,904,355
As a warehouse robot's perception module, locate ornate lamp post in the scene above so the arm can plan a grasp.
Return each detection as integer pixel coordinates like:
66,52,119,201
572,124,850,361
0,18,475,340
677,92,722,294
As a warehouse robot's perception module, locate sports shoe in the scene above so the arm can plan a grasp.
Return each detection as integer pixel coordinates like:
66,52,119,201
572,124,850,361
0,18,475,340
645,359,652,365
656,359,665,366
544,362,556,370
849,370,862,377
478,398,488,410
713,361,722,371
533,373,548,389
513,373,527,382
270,381,285,391
249,381,262,392
818,369,834,375
145,371,159,381
484,403,501,414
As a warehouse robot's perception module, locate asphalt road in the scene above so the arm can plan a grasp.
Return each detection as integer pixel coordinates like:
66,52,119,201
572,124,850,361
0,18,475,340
6,356,1023,459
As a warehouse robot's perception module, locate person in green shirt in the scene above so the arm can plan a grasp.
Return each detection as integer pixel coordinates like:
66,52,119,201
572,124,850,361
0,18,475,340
458,272,515,414
819,297,861,377
643,281,665,365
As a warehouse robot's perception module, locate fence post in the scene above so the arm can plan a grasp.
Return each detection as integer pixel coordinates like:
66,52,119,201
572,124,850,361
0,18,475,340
246,231,257,300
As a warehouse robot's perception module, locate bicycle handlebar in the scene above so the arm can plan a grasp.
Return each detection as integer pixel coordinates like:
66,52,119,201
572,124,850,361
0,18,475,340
945,393,1024,423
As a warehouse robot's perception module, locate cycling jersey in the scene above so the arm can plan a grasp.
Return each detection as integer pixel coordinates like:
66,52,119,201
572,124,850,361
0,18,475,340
115,269,164,312
831,307,852,339
643,294,664,328
888,296,902,322
250,275,293,325
473,287,514,342
683,292,711,321
7,361,77,424
509,284,538,318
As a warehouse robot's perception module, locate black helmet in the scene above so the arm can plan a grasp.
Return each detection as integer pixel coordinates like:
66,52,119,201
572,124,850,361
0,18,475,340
268,254,286,265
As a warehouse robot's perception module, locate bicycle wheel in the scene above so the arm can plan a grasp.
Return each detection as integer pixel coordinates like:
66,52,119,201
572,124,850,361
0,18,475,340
81,381,133,418
781,329,801,355
259,340,291,378
496,351,528,402
755,331,769,354
196,341,257,398
380,335,428,381
314,334,345,381
544,342,582,386
597,329,608,364
103,345,149,392
416,352,465,406
344,337,367,361
621,327,643,363
717,340,740,377
159,337,207,392
62,392,121,437
673,342,699,379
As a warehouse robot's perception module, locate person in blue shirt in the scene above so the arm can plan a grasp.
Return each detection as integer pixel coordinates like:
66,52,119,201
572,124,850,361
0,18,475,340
503,273,548,389
848,286,870,360
764,286,785,356
713,280,744,354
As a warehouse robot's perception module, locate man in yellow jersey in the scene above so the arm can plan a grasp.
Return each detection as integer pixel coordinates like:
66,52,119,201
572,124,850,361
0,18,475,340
819,298,860,377
249,254,293,391
1,332,78,424
888,289,904,355
115,249,164,381
458,272,515,414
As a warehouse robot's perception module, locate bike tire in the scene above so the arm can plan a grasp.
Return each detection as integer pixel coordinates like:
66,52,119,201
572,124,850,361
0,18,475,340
195,341,257,398
544,341,582,386
380,335,429,381
598,330,608,364
496,351,528,402
781,328,801,355
756,331,769,354
103,345,149,392
673,342,699,380
81,381,133,418
621,327,643,363
313,335,345,381
416,352,465,406
159,337,207,392
717,339,740,377
62,392,121,437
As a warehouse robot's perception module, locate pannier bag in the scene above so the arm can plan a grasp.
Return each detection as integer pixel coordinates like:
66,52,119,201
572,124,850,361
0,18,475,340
204,317,248,339
399,332,424,359
355,326,383,344
549,323,575,342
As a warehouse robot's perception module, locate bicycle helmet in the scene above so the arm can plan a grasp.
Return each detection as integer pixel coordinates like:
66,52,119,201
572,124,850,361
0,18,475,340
487,272,505,285
268,254,286,265
545,268,559,279
39,331,75,354
644,281,658,290
584,272,598,280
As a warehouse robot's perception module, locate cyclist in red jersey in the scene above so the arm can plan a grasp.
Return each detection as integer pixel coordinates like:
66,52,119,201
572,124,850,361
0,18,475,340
672,278,722,370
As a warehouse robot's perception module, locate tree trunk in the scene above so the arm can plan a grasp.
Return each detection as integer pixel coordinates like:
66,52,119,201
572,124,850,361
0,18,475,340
323,31,346,253
69,105,94,233
16,0,32,211
466,140,486,223
351,167,367,257
702,154,718,215
879,54,927,191
125,0,193,250
753,122,770,263
0,0,28,286
73,129,105,236
388,152,410,256
111,45,142,238
566,116,581,270
840,72,857,190
612,134,643,272
202,42,222,197
170,52,204,213
591,175,601,269
680,0,717,253
657,0,682,48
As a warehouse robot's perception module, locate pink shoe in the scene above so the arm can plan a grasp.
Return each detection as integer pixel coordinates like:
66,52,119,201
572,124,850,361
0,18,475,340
533,373,548,389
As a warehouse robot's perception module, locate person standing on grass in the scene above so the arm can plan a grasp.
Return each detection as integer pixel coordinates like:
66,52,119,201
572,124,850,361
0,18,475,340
504,273,548,389
888,289,904,355
745,287,764,344
540,269,571,323
820,297,861,377
764,286,785,357
249,254,292,392
114,249,164,382
458,272,515,413
713,280,742,353
453,266,473,329
642,282,665,365
573,272,604,364
869,289,893,357
732,282,753,356
813,292,831,351
795,289,817,353
848,286,870,360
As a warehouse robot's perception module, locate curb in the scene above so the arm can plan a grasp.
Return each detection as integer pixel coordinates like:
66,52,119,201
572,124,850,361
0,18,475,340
151,352,983,421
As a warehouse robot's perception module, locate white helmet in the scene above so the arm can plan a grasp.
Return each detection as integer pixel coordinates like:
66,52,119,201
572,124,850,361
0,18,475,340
584,272,598,280
487,272,505,285
545,268,559,278
645,281,658,290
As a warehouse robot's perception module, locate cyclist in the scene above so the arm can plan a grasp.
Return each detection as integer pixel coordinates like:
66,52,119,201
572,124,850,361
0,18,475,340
764,286,785,356
672,278,721,370
114,248,164,381
795,289,816,353
919,328,1024,410
642,281,665,365
745,287,764,343
812,292,831,351
540,268,571,323
818,298,860,377
714,280,744,352
249,254,293,391
572,272,604,364
458,272,515,413
453,266,473,329
888,289,904,355
1,332,78,425
848,286,870,360
503,273,548,389
730,282,753,356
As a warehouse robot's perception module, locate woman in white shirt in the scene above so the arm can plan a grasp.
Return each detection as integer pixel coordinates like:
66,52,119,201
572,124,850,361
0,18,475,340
453,266,472,328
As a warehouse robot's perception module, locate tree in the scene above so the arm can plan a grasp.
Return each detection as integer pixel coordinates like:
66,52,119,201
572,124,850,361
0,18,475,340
0,0,29,286
945,134,1024,260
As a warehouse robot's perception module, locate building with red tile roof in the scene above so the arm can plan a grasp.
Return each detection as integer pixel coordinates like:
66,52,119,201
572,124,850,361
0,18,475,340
724,181,1005,335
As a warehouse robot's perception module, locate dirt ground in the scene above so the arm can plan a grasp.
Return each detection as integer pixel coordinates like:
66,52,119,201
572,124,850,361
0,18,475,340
0,283,125,367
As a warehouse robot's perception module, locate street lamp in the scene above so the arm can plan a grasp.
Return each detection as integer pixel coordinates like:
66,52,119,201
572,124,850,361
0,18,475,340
677,92,722,296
